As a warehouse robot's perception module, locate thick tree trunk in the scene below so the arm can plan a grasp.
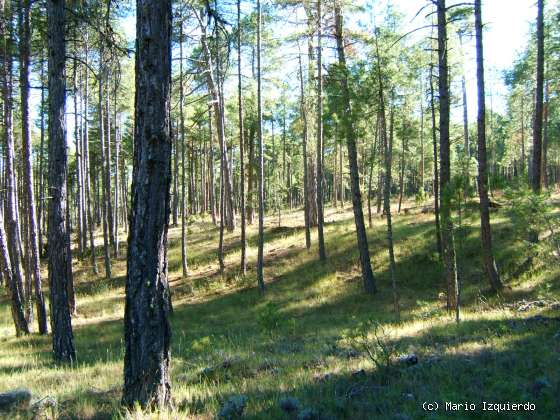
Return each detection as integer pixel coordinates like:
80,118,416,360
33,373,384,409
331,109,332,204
531,0,544,194
475,0,502,292
19,0,48,334
334,1,376,294
47,0,76,362
437,0,459,315
256,0,265,292
122,0,172,409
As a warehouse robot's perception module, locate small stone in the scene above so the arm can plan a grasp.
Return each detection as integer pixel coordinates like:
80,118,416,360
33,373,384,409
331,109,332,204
279,397,300,413
0,389,32,412
398,354,418,366
31,396,57,417
402,393,415,401
532,377,550,397
298,407,321,420
218,395,248,419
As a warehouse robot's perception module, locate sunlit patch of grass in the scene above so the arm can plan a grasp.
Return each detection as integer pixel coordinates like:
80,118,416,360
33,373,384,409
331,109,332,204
0,198,559,418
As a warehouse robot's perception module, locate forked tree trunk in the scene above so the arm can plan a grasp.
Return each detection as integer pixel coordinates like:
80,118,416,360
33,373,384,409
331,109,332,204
47,0,76,362
122,0,172,409
3,0,30,331
334,1,376,294
19,0,47,334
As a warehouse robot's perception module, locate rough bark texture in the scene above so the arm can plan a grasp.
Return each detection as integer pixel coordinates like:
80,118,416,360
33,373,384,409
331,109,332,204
437,0,459,313
316,0,326,261
47,0,76,362
334,1,376,294
19,0,48,334
256,0,265,292
238,0,247,274
475,0,502,292
531,0,544,193
122,0,172,409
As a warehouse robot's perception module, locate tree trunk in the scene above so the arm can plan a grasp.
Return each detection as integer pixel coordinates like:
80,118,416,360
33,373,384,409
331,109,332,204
256,0,265,292
208,109,217,225
38,52,46,258
298,51,311,250
334,1,376,294
98,76,112,279
47,0,76,362
122,0,172,409
429,63,442,257
19,0,48,334
179,18,188,277
437,0,459,315
238,0,247,275
3,0,30,331
316,0,326,261
83,33,98,274
531,0,544,194
200,23,235,232
475,0,502,292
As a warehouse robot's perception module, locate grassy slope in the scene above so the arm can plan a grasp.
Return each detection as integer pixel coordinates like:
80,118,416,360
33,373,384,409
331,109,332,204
0,201,559,419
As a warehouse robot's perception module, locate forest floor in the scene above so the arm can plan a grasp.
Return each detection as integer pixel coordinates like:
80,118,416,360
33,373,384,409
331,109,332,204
1,198,560,419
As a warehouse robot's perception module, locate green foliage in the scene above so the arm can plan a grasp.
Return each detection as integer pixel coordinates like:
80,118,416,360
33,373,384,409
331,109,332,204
256,301,282,335
344,318,398,381
505,185,560,262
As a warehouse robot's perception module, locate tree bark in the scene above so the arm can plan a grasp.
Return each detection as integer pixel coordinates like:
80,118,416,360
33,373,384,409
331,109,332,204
531,0,544,193
83,33,98,274
47,0,76,362
429,63,442,256
298,50,311,250
316,0,326,261
179,17,188,277
19,0,48,334
3,0,31,331
437,0,459,314
238,0,247,275
475,0,502,292
122,0,172,409
334,1,376,294
256,0,265,292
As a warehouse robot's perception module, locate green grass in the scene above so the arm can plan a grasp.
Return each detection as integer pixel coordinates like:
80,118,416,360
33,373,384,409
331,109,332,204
1,200,559,419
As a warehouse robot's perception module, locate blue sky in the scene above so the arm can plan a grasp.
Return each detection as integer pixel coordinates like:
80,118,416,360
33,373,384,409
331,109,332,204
34,0,539,143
